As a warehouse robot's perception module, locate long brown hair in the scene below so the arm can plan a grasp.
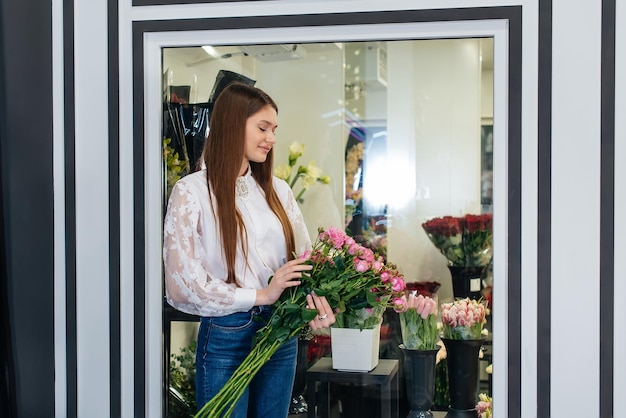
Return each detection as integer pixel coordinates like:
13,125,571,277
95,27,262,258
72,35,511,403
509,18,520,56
202,82,295,285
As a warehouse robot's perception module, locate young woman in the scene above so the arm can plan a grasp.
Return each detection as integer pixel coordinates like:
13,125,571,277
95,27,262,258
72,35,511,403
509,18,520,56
163,82,334,417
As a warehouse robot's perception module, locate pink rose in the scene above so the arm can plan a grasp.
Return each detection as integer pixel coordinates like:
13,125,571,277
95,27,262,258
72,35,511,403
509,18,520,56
393,297,407,313
355,259,369,273
391,277,406,292
362,248,375,263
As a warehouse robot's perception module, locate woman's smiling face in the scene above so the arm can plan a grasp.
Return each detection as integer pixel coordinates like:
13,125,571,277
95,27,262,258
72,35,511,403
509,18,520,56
240,104,278,175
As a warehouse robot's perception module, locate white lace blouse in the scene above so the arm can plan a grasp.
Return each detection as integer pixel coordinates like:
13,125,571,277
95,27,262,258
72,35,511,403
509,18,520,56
163,167,312,317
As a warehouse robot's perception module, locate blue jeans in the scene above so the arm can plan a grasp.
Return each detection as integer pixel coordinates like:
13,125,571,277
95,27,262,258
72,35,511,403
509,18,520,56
195,305,297,418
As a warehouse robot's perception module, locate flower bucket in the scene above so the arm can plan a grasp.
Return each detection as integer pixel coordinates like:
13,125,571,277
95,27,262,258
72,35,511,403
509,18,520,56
401,346,440,417
447,266,484,300
330,324,380,372
441,338,485,416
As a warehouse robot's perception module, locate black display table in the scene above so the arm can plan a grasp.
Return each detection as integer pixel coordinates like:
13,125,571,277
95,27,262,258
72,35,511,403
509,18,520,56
306,357,399,418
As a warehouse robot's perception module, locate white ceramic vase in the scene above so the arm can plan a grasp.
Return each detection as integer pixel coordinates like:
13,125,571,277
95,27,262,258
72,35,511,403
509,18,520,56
330,324,381,372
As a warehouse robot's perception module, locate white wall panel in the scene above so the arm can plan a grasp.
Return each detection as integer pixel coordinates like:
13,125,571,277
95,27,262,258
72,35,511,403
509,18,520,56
129,0,523,22
118,1,136,415
74,0,111,416
519,3,539,417
551,0,602,416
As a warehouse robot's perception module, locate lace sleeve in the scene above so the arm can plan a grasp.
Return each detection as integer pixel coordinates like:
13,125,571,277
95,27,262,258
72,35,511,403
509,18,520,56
162,180,255,316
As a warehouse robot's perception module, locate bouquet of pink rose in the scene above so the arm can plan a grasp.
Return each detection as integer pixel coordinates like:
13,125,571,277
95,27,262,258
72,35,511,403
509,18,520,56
196,226,405,417
440,298,487,340
393,293,439,350
311,227,406,330
421,214,492,267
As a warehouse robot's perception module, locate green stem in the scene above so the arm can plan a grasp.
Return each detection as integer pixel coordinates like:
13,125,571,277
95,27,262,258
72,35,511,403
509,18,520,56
289,173,301,189
295,188,306,203
194,334,282,418
194,324,306,418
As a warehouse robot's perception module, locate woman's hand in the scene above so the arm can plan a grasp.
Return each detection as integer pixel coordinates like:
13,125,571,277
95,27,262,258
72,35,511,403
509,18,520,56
255,258,312,306
306,292,336,331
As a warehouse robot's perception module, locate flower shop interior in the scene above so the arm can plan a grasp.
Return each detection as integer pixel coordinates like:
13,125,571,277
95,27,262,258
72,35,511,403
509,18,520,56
3,0,623,417
163,37,496,418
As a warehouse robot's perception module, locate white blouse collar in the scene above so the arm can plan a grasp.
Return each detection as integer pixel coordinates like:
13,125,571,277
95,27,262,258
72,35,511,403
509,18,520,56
235,165,252,200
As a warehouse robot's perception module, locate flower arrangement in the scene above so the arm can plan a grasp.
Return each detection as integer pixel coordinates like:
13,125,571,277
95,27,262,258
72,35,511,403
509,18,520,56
274,141,330,203
307,227,406,329
421,213,493,267
163,137,190,199
440,298,487,340
476,393,493,417
195,226,405,417
393,293,439,350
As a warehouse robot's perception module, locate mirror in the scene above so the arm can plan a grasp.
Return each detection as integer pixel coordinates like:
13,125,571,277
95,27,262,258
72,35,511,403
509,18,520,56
161,37,495,416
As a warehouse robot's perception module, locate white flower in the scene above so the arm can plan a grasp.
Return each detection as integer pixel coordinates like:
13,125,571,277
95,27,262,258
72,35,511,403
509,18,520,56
289,141,305,160
274,164,291,181
278,142,330,203
306,161,322,179
301,174,317,189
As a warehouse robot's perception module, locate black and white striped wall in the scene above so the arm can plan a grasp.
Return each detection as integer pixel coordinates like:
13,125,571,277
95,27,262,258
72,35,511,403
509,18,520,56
1,0,623,417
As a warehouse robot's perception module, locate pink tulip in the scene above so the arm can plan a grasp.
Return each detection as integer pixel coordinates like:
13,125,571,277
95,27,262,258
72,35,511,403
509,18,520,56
420,298,435,319
415,295,426,313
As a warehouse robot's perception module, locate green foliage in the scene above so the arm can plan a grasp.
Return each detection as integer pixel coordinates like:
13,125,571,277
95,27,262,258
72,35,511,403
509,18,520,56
164,137,190,199
399,309,439,350
169,340,197,418
434,359,451,408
